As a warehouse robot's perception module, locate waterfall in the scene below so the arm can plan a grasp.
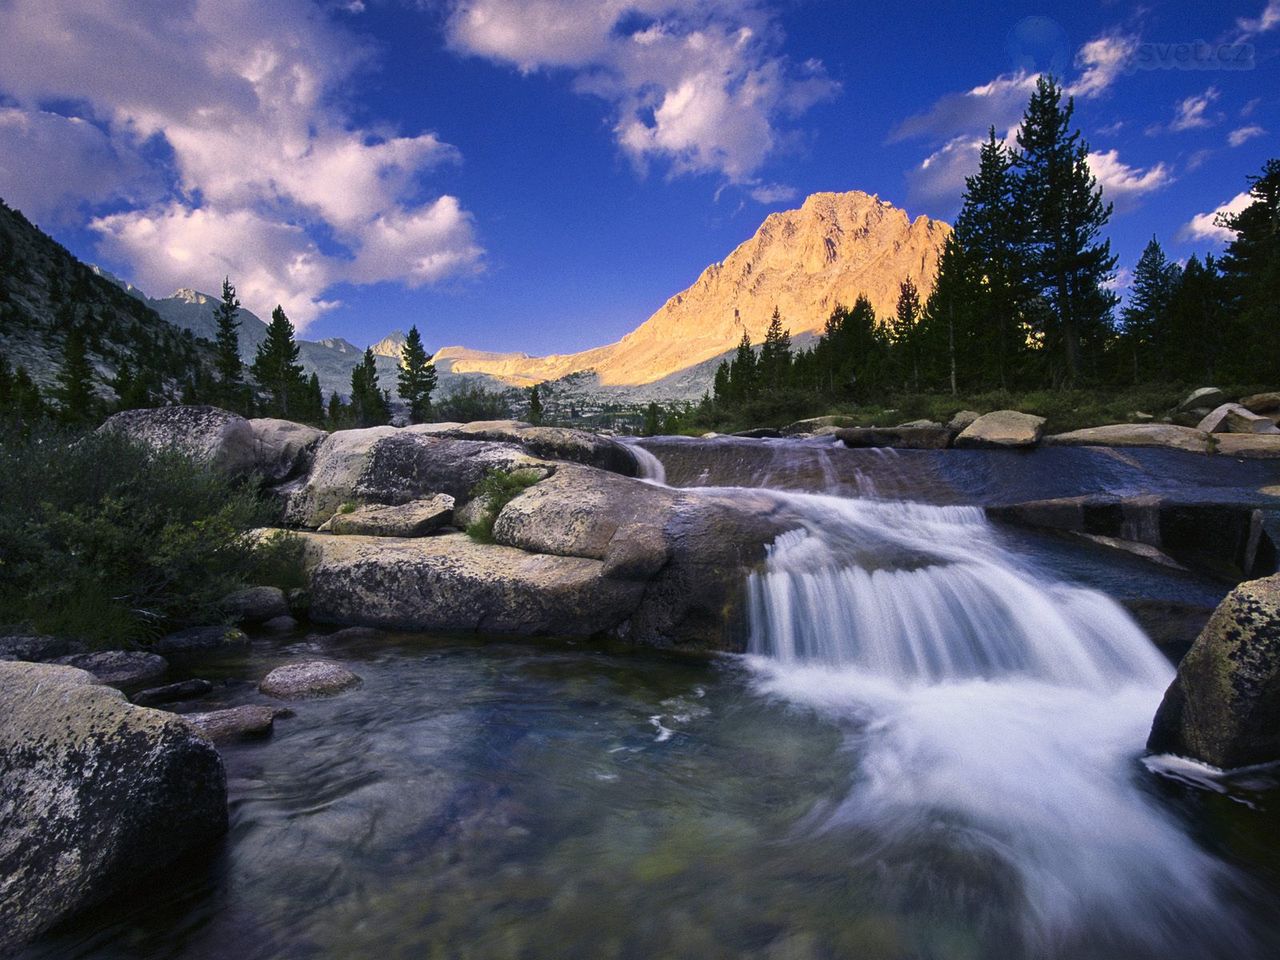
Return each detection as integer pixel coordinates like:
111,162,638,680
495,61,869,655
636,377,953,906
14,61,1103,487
740,490,1249,957
629,434,1259,958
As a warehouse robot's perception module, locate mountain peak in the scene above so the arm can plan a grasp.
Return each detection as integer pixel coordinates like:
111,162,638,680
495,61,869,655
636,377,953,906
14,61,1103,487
171,287,213,305
369,330,408,359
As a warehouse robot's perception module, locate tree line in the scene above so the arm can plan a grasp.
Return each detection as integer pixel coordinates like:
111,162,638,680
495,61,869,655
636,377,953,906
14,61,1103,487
706,76,1279,423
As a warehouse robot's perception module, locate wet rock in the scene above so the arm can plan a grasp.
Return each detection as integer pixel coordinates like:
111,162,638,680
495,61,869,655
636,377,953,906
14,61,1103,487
946,410,981,431
0,661,226,954
954,410,1046,449
1149,574,1280,768
835,425,953,450
221,585,290,624
1196,403,1280,435
99,405,256,477
0,634,82,662
184,704,285,742
131,678,214,707
442,422,640,477
1044,423,1213,455
1241,391,1280,414
260,615,300,633
327,494,455,537
51,650,168,689
155,625,249,655
260,660,362,700
249,417,327,483
1123,599,1215,657
1215,435,1280,459
1176,387,1226,413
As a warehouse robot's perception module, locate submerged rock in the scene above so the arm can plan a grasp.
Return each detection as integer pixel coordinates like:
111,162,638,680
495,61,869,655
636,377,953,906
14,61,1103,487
260,660,362,699
184,704,285,742
1148,574,1280,768
155,625,249,655
0,661,226,954
954,410,1046,449
327,494,455,537
131,678,215,707
1044,423,1213,455
50,650,168,689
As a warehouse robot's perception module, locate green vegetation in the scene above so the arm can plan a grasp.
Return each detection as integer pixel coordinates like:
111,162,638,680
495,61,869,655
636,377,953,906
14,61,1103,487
212,276,248,412
464,468,542,543
250,305,317,420
348,347,392,427
527,384,544,425
693,78,1278,432
0,425,281,647
435,381,512,422
396,325,437,423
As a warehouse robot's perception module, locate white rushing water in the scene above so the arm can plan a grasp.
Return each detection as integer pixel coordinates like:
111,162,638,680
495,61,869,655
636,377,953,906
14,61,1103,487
740,489,1251,956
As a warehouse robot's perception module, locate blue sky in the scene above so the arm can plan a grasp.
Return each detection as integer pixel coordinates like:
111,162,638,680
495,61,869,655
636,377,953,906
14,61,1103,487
0,1,1275,355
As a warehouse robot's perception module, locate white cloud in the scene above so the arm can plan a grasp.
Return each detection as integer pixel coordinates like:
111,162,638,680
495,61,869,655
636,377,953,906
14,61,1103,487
747,182,798,205
906,136,986,207
1170,87,1221,132
1228,124,1266,147
1237,1,1280,38
0,0,482,329
1069,33,1139,99
890,71,1036,144
1088,150,1174,204
1179,191,1251,243
445,1,837,188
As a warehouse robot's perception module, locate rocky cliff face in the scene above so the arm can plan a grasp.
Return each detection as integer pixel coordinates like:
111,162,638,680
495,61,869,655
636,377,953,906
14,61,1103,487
436,191,950,388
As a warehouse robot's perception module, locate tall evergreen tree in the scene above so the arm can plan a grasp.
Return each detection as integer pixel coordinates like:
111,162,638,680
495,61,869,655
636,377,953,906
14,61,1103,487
728,330,757,399
1164,255,1228,383
890,279,923,391
1121,237,1181,382
1217,158,1280,383
250,306,309,418
758,308,793,388
921,236,980,395
396,325,437,423
954,128,1029,388
55,325,96,423
349,348,391,427
212,276,244,409
1014,76,1118,386
527,384,544,425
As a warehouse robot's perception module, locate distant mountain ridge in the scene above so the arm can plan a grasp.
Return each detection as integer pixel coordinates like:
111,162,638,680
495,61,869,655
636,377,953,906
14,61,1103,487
435,191,950,389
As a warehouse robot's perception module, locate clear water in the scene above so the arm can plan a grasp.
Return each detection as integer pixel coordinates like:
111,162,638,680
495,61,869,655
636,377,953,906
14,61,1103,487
26,440,1280,959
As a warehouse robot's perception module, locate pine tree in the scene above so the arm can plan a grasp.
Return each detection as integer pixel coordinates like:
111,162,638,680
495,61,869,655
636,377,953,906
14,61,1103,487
758,308,793,389
728,330,757,399
1165,255,1228,383
1217,158,1280,383
55,325,96,423
396,325,437,423
890,279,923,391
212,277,244,409
250,306,308,418
350,348,391,427
1014,76,1118,386
1121,237,1181,382
954,128,1029,388
327,391,346,427
642,402,661,436
527,384,544,425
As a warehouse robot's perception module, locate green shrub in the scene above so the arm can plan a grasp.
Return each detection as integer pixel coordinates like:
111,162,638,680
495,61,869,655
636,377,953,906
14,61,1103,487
0,425,275,647
248,530,308,592
464,468,543,543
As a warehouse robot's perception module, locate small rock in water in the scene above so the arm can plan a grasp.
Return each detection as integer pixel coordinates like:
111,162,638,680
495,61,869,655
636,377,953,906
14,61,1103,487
132,678,215,707
954,410,1046,449
155,625,249,655
51,650,168,689
323,625,386,642
260,615,300,633
184,704,286,742
221,586,290,624
259,660,362,700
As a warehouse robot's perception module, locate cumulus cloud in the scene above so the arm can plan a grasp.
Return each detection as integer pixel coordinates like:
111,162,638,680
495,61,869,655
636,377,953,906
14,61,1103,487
1228,124,1266,147
1068,33,1139,99
906,136,986,207
1170,87,1221,132
445,0,836,190
1179,191,1251,243
1088,150,1173,205
0,0,482,328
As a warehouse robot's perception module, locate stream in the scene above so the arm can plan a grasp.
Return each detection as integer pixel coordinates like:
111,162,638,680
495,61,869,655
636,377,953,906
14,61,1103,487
26,437,1280,960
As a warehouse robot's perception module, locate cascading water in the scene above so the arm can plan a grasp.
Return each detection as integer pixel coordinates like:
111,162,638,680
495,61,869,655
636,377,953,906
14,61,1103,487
648,438,1260,958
